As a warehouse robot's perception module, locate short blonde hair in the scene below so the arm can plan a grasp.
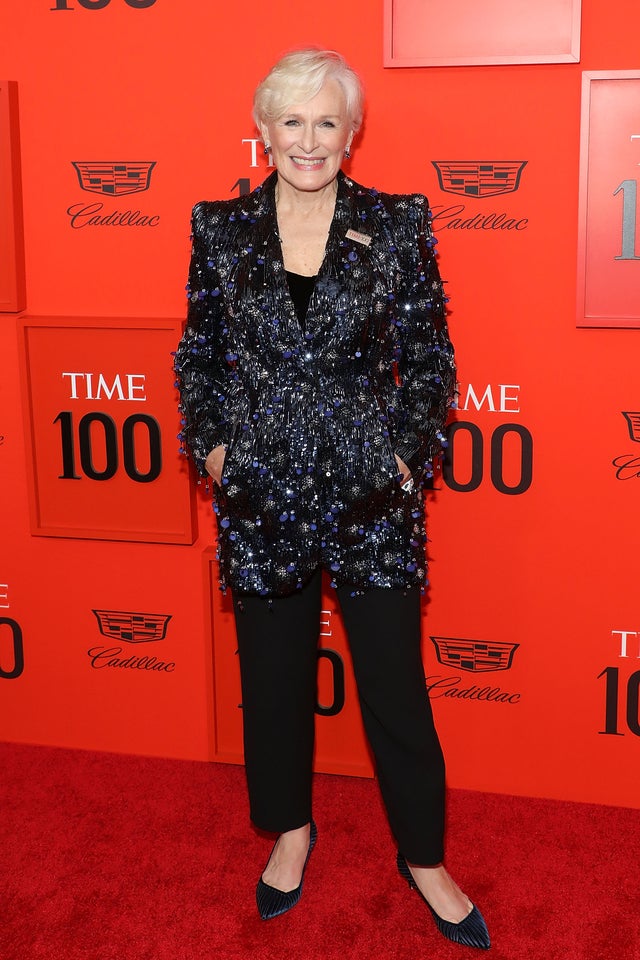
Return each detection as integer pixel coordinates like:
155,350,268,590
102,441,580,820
253,48,364,132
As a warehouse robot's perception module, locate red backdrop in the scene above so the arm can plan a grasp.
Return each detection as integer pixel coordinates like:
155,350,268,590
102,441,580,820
1,0,639,809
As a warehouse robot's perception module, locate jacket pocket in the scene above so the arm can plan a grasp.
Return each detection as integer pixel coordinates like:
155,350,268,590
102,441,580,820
218,422,242,489
370,396,398,482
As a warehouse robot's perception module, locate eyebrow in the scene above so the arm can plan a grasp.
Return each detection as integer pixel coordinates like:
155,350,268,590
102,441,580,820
282,113,342,120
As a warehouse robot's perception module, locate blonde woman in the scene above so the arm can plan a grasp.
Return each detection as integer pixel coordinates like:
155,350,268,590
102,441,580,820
175,48,489,949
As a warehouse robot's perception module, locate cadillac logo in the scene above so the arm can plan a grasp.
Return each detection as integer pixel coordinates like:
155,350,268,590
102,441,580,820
621,411,640,443
432,161,527,198
92,609,171,643
612,411,640,480
72,161,156,197
430,636,519,673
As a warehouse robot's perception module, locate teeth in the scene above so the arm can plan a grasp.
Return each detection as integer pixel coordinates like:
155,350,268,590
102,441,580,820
292,157,324,166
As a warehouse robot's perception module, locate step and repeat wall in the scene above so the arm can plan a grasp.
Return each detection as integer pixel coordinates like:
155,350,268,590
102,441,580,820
1,0,639,808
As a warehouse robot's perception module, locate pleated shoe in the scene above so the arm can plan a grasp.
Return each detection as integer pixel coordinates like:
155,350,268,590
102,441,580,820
396,851,491,949
256,820,318,920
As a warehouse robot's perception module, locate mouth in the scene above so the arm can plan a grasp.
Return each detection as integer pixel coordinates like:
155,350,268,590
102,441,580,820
290,156,326,169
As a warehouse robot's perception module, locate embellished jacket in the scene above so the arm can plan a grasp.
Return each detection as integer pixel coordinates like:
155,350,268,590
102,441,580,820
174,171,456,597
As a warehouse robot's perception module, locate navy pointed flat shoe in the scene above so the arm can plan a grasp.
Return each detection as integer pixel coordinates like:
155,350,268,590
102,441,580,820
256,820,318,920
397,851,491,950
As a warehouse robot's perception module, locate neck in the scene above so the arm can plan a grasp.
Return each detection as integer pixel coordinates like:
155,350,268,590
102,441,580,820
274,175,339,217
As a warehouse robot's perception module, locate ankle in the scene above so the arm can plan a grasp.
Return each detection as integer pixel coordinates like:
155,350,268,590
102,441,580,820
278,823,310,845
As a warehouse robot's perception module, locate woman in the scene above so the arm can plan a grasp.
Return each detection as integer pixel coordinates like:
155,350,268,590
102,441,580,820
174,49,490,949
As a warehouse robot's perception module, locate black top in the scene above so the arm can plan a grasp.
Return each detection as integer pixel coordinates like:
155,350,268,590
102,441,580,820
285,270,317,330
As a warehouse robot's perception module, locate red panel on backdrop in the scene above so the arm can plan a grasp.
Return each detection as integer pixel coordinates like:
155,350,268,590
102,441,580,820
18,316,196,542
384,0,581,66
0,81,26,313
1,0,640,811
577,72,640,328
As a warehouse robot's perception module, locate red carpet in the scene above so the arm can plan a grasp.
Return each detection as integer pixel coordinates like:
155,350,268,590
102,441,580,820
1,741,638,960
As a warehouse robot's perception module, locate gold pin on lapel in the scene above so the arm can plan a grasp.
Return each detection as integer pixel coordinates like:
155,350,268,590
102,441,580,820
346,228,372,247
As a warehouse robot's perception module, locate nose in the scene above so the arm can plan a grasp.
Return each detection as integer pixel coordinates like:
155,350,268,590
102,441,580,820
298,124,317,155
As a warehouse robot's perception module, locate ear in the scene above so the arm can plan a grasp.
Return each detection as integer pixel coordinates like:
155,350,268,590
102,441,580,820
259,123,270,147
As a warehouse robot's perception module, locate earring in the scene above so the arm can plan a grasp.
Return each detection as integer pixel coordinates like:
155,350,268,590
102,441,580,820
264,143,271,155
344,146,351,159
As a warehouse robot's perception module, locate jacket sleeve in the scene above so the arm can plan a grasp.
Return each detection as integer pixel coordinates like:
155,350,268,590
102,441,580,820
173,202,232,476
392,195,456,481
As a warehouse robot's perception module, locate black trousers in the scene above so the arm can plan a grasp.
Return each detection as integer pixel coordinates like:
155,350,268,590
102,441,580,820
233,568,445,865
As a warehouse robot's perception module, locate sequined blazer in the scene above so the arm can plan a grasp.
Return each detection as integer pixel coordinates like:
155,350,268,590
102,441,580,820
174,171,456,597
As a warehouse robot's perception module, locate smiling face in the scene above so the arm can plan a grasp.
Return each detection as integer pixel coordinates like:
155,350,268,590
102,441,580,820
261,78,354,196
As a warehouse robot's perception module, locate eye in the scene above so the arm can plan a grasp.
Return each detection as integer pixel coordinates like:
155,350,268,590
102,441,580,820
283,119,300,127
320,121,336,128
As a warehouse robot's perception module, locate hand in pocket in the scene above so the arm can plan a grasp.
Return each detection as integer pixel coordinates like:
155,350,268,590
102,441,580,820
205,444,227,486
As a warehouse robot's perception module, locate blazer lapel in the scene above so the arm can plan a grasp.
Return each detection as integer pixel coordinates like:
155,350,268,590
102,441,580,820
307,172,380,352
223,172,303,349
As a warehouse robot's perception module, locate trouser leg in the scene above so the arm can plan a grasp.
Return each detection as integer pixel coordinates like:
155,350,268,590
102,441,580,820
233,569,322,833
336,585,445,865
